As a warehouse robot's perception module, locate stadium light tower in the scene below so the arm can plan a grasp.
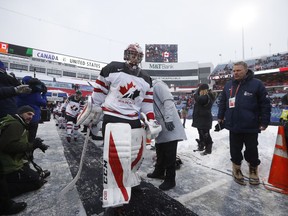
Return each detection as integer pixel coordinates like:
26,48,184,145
219,54,222,63
269,43,272,55
229,4,256,61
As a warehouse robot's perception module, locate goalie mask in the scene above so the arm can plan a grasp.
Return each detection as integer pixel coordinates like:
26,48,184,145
124,43,144,66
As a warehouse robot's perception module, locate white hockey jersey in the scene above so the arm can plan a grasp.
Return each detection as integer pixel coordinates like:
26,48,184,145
92,61,154,120
61,95,85,118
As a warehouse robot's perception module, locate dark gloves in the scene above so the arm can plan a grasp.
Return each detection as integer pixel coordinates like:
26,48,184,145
33,138,49,153
214,121,224,132
165,121,175,131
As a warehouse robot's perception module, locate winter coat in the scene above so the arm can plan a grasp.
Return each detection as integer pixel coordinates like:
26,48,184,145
0,114,34,174
152,80,187,143
217,69,271,133
0,72,21,118
192,89,215,129
17,92,47,123
0,86,17,100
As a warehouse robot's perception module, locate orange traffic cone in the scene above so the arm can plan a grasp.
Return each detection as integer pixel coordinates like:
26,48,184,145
265,126,288,194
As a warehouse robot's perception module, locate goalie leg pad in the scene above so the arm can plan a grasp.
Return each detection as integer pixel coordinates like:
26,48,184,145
102,123,132,208
131,128,146,171
130,128,146,187
90,121,102,136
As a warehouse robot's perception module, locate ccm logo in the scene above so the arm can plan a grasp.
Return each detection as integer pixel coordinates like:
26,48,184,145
103,160,108,184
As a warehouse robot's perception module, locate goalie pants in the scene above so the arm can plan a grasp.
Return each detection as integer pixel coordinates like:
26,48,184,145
155,141,178,181
102,114,142,135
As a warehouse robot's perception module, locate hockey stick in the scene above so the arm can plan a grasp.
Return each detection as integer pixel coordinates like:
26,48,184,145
87,81,97,88
59,128,91,197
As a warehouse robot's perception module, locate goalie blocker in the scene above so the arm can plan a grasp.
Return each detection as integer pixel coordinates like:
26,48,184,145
102,123,146,208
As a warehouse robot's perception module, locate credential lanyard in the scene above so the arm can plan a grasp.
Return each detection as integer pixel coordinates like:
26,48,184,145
230,83,241,98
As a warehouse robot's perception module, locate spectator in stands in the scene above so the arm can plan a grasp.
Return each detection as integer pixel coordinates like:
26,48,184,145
147,79,187,190
0,106,49,211
218,61,271,186
17,76,47,142
0,60,32,215
192,83,216,155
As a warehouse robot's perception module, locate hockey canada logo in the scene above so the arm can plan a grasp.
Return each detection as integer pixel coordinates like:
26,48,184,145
119,82,140,100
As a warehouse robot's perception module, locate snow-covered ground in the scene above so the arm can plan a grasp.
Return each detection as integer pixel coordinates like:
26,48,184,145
13,119,288,216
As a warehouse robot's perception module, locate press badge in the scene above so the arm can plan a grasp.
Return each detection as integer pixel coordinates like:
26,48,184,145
229,97,236,108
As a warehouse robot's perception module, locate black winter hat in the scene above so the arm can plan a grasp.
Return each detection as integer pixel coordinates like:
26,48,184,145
17,105,35,114
198,83,209,91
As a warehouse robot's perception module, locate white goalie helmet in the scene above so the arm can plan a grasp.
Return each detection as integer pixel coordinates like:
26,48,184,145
124,43,144,66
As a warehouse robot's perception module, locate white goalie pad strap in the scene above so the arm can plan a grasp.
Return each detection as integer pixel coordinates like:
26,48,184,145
102,123,132,208
140,112,162,139
130,128,146,187
90,121,102,136
76,96,102,126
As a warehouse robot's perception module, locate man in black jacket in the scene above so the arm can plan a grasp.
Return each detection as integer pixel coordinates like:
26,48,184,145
218,61,271,186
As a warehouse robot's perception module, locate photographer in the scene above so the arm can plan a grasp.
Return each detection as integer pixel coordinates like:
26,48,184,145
17,76,47,142
0,106,49,198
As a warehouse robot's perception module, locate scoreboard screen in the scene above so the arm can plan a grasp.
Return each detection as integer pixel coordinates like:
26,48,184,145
8,44,33,57
145,44,178,63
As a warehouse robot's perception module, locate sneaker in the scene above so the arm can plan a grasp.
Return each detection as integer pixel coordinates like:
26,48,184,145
0,200,27,215
159,180,176,191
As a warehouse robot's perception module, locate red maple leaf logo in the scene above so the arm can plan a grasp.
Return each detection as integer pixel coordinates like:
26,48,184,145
119,82,135,95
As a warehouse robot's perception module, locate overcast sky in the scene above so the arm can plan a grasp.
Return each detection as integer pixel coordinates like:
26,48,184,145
0,0,287,67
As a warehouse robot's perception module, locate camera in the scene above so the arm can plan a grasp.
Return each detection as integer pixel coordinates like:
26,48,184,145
26,78,47,93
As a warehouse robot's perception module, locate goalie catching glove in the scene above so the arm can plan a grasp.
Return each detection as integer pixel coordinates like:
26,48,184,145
77,96,102,126
140,113,162,139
